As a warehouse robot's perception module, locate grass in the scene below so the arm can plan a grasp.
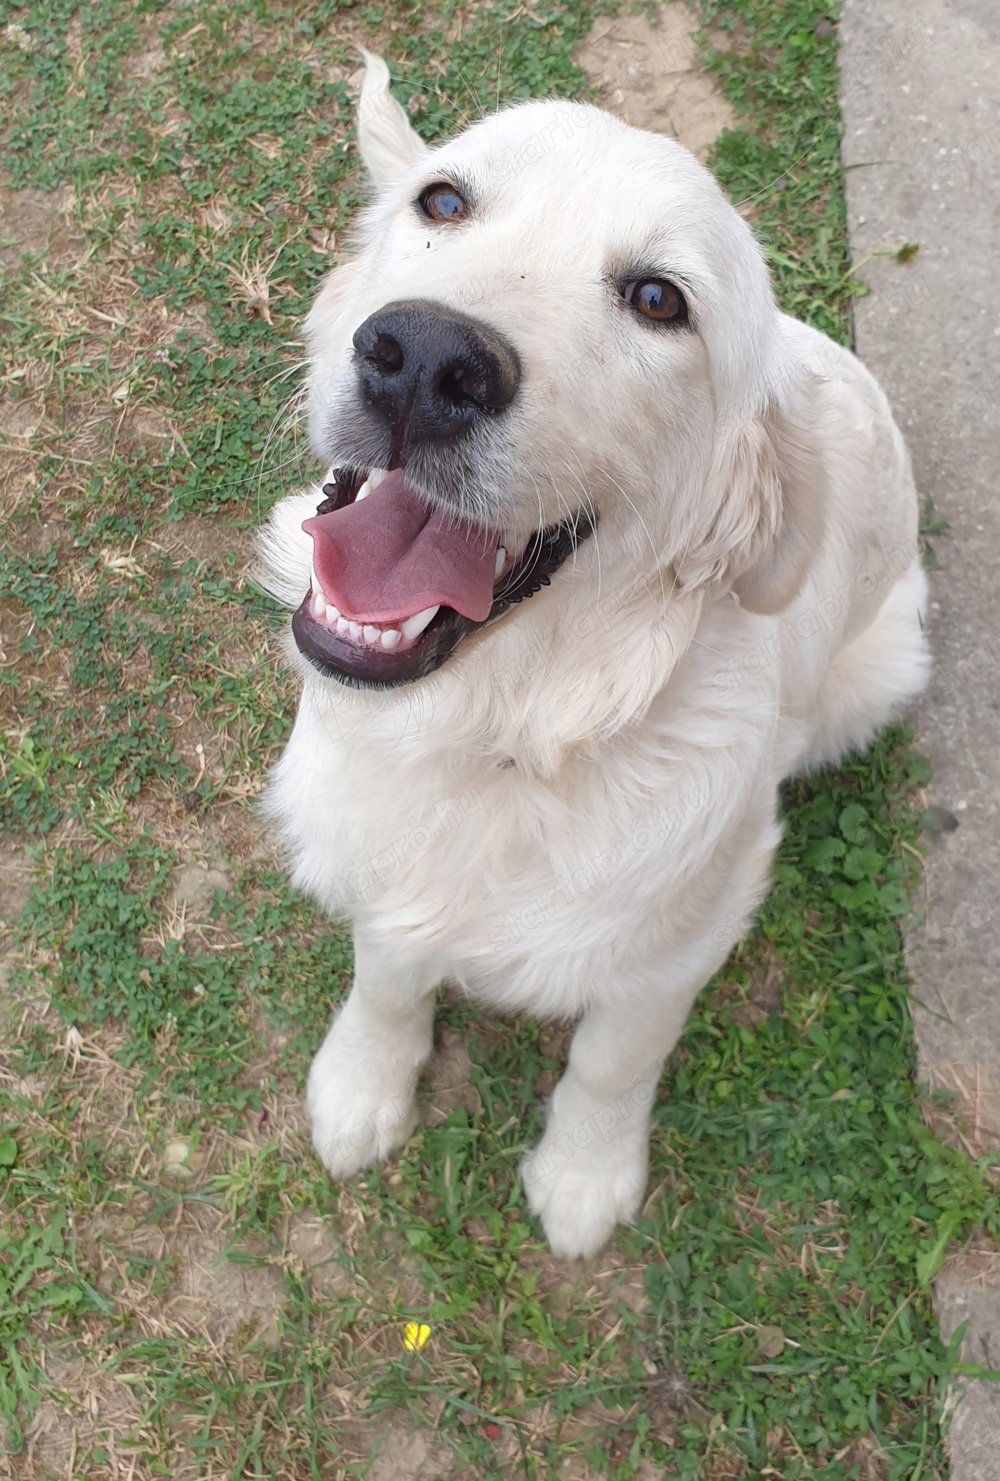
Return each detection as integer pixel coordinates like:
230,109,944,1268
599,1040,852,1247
0,0,997,1476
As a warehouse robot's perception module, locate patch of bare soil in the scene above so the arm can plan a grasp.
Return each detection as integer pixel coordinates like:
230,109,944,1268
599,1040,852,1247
286,1214,363,1298
22,1354,151,1481
556,1446,669,1480
20,1218,291,1479
151,512,250,570
422,1023,482,1125
718,936,786,1028
0,398,45,442
0,836,33,933
167,1219,286,1345
360,1421,457,1480
0,182,84,270
576,3,735,159
167,854,232,919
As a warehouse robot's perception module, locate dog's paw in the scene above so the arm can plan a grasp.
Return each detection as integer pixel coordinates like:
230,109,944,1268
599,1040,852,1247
522,1128,648,1260
306,1033,419,1180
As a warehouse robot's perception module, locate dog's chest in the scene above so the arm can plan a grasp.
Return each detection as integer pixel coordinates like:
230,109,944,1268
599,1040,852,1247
276,716,545,918
270,698,690,1005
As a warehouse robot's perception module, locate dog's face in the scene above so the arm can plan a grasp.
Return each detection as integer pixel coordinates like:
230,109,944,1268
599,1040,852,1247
289,55,816,689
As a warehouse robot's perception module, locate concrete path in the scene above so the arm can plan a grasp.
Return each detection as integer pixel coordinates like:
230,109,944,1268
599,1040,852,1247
839,1,1000,1473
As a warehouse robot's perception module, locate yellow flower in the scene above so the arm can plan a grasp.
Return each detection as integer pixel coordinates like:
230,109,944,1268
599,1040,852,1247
403,1321,431,1352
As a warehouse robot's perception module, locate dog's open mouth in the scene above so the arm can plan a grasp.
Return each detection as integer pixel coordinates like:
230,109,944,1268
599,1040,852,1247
291,467,595,687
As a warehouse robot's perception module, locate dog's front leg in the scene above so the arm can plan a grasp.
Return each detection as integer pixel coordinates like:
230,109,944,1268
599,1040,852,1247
523,980,703,1260
307,930,437,1180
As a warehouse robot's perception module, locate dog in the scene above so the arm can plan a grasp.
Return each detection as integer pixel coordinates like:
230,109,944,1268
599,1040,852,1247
257,54,930,1258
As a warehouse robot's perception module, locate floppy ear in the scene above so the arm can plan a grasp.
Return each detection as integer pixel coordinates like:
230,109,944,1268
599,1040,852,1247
682,398,826,616
357,51,428,189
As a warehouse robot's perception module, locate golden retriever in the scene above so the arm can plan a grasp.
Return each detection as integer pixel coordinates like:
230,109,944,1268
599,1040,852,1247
257,55,929,1257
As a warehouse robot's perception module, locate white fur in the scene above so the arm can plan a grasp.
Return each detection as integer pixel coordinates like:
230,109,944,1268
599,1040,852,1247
258,59,930,1259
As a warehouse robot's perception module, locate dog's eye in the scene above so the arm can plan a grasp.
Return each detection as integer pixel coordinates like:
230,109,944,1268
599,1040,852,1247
419,183,468,223
624,278,688,325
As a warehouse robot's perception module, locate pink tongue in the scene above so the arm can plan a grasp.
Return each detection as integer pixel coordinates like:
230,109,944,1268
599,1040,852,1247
302,470,497,625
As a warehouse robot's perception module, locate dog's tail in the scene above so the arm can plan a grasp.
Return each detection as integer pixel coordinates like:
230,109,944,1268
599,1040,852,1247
797,558,931,773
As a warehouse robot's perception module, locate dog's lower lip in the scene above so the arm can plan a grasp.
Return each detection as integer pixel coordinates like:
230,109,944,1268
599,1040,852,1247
291,598,466,688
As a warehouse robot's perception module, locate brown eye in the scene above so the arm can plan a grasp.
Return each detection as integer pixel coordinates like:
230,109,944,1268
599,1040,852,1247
419,183,468,222
624,278,688,324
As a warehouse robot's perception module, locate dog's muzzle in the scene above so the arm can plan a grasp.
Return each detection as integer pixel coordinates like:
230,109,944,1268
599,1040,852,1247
288,300,594,690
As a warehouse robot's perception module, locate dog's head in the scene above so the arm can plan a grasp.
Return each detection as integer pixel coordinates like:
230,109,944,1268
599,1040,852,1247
264,54,822,692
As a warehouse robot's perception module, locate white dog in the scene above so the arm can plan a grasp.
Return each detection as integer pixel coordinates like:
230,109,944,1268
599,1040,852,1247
258,55,929,1258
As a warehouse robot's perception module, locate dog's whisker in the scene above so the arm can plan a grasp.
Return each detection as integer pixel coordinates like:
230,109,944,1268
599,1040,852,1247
550,455,601,600
598,463,671,612
452,63,490,124
732,134,825,210
550,453,604,605
401,75,476,130
260,355,309,392
252,385,310,520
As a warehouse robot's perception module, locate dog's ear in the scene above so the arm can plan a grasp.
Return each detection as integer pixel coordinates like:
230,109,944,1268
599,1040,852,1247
683,397,825,616
357,51,427,189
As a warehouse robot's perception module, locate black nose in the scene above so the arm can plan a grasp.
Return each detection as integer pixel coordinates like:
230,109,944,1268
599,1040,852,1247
352,299,520,452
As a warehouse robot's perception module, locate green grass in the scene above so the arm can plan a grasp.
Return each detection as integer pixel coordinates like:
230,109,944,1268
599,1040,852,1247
1,0,996,1475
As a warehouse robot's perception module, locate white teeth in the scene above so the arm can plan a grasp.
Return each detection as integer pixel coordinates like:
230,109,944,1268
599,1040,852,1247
400,605,439,642
315,602,414,651
355,467,388,502
494,548,506,580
